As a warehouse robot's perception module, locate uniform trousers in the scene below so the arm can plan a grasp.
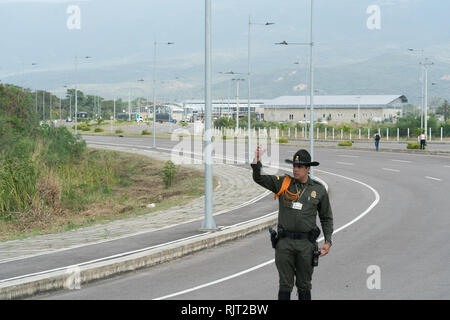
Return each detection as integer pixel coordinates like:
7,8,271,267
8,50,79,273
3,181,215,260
275,237,315,292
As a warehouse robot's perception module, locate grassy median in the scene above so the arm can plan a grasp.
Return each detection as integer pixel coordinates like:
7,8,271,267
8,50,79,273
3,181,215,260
0,148,211,242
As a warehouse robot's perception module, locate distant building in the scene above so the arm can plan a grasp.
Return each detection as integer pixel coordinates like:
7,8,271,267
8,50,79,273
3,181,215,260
262,95,408,124
181,95,408,124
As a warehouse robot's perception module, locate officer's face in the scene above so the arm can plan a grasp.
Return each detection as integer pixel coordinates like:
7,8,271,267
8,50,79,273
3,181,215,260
293,164,310,182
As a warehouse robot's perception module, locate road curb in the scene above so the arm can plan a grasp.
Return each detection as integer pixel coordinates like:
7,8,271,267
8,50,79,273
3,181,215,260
0,214,278,300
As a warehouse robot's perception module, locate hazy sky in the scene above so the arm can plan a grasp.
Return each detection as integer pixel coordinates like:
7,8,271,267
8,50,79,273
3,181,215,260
1,0,449,99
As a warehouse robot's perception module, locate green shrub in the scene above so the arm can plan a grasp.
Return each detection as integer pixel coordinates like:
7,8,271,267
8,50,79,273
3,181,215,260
94,128,104,133
277,137,289,144
81,126,91,131
222,135,227,140
407,143,419,149
161,160,177,188
338,141,353,147
115,129,124,134
142,130,152,135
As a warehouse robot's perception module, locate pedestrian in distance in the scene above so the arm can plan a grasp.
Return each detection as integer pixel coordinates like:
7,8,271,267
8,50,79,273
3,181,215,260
419,131,426,150
251,146,334,300
374,132,381,151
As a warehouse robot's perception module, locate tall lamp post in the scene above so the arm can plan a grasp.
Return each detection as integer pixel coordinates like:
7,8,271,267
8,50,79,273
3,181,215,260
202,0,216,230
421,58,434,139
276,23,315,177
407,48,425,130
219,71,245,132
152,41,174,149
274,0,315,177
248,17,274,163
231,78,245,133
74,55,92,135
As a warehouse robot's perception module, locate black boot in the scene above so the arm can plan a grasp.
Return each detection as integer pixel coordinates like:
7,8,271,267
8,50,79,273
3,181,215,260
278,291,291,300
298,290,311,300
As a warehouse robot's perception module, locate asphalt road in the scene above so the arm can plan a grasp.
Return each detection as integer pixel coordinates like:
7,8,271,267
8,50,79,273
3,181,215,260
30,135,450,300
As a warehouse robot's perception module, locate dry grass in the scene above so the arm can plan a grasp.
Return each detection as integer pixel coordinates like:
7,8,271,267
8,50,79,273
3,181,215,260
0,150,214,242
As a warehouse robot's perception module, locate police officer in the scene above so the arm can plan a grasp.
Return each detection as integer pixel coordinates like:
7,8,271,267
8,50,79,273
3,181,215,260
251,146,334,300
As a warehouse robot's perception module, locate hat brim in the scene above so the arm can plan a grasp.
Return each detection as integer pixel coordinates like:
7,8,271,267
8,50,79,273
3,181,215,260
285,159,320,166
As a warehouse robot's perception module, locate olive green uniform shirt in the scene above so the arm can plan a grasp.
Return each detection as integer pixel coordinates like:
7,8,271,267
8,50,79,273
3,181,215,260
251,161,334,243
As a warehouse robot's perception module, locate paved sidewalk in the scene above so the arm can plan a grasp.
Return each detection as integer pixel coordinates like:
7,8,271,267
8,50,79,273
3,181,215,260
0,146,267,262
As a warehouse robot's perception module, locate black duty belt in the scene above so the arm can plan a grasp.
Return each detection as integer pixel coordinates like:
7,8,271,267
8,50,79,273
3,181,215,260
282,230,311,240
277,225,321,243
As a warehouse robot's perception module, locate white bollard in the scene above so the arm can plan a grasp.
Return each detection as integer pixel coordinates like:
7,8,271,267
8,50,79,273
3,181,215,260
332,127,335,140
368,128,370,140
359,128,361,140
341,129,343,140
441,127,443,141
397,128,399,142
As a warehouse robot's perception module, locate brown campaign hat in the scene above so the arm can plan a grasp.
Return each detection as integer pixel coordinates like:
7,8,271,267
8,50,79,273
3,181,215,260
285,149,319,166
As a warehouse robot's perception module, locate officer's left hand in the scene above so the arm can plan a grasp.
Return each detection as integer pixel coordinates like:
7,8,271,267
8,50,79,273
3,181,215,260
319,243,331,257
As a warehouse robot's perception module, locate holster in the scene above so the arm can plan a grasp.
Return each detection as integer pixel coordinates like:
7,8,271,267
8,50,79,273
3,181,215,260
308,227,321,244
268,227,279,249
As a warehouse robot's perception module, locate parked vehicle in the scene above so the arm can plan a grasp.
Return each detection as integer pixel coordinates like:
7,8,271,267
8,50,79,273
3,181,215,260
155,113,177,123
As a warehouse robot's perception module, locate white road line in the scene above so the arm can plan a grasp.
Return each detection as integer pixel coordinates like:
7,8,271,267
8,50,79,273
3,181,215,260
337,155,360,158
445,165,450,168
154,168,380,300
336,162,354,166
425,176,442,181
382,168,400,173
391,159,411,163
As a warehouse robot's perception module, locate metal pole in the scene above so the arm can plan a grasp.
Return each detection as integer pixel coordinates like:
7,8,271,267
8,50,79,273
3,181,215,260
75,56,78,135
247,15,252,163
128,90,131,121
153,41,157,148
43,91,45,121
202,0,216,230
424,63,428,140
59,95,62,121
50,93,52,121
309,0,315,179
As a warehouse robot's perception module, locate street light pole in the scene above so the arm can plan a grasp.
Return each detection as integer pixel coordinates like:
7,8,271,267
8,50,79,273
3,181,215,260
152,41,174,149
247,17,274,163
232,78,245,133
408,48,425,130
309,0,315,178
74,55,92,135
75,56,78,135
201,0,216,230
421,59,434,139
274,0,316,178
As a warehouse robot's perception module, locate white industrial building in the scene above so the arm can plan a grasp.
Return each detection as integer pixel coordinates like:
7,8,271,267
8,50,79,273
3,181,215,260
181,95,408,124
